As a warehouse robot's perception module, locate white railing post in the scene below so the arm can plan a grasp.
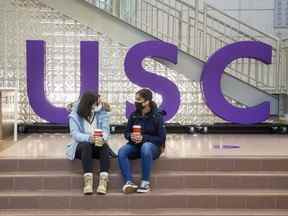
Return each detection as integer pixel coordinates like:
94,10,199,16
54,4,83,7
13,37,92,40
14,84,19,142
194,0,199,58
203,2,208,60
283,39,288,94
287,48,288,95
276,39,281,93
112,0,120,17
133,0,138,26
286,44,288,95
178,11,183,49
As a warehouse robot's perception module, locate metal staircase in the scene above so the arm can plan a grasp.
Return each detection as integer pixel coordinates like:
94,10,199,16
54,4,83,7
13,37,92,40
39,0,288,116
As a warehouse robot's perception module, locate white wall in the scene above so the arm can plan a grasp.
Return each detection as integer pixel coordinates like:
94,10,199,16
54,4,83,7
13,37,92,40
204,0,287,37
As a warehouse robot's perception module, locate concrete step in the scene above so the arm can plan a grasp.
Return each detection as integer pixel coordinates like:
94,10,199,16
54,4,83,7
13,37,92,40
1,209,288,216
0,189,287,209
1,171,288,191
1,157,288,172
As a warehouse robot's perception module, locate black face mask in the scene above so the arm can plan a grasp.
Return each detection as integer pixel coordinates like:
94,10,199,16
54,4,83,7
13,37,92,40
135,101,145,111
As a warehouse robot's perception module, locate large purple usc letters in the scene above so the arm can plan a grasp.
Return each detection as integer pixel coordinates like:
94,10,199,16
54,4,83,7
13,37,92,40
26,41,99,123
201,41,272,124
26,40,180,123
124,41,180,122
26,40,272,125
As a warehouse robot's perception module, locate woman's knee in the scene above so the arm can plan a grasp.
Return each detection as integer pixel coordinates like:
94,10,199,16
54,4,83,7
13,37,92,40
118,145,131,159
141,142,153,158
99,143,109,151
98,145,110,157
78,142,92,152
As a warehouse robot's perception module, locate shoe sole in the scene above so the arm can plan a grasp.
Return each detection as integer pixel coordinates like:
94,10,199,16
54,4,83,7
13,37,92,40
84,191,93,195
137,189,151,193
97,189,107,195
123,186,138,194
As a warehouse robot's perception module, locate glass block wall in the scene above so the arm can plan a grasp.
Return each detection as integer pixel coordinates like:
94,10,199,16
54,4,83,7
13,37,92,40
0,0,243,125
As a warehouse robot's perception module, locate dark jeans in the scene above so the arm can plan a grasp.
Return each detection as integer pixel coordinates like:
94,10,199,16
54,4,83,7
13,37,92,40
118,142,161,182
75,142,110,173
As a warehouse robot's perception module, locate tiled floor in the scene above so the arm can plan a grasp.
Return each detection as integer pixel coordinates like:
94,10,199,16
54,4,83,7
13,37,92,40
0,133,288,159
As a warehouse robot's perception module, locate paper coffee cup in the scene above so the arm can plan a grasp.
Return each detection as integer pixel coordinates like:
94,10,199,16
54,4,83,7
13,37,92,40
132,125,141,134
94,129,103,146
94,129,103,137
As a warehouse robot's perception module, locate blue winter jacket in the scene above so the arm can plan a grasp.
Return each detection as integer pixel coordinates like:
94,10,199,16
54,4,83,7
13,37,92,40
66,102,110,160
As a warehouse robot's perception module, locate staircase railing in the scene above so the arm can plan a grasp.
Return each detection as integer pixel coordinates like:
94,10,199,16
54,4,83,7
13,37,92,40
282,38,288,93
85,0,286,94
202,3,282,94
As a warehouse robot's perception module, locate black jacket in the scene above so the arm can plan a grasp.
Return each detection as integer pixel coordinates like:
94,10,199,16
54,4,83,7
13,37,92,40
124,107,166,149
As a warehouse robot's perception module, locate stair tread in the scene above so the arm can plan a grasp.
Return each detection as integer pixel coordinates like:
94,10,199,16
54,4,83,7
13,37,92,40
0,209,288,215
2,156,288,159
1,170,288,177
1,188,288,196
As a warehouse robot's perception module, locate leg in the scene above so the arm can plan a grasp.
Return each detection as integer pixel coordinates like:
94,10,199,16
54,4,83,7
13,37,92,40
75,142,94,195
117,143,140,182
140,142,161,181
75,142,94,173
93,143,110,173
92,144,111,195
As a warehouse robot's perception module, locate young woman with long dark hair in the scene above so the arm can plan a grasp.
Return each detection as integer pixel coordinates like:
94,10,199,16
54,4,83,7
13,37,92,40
118,88,166,193
66,91,111,195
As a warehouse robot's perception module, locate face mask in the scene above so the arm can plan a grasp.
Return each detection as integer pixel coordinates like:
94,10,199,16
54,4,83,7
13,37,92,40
135,101,145,111
93,103,102,112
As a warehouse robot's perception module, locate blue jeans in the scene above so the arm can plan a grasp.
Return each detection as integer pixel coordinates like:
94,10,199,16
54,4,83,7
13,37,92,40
118,142,161,182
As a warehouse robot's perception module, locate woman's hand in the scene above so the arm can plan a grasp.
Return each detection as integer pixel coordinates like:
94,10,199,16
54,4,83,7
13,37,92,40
101,101,111,112
90,135,104,146
131,133,143,144
66,102,75,112
94,136,104,146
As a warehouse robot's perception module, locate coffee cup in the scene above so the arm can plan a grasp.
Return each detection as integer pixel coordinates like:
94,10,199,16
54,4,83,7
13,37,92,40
94,129,103,147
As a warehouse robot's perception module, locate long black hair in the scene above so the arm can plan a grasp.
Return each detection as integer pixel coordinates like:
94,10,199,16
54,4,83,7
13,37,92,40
136,88,157,110
77,91,98,122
